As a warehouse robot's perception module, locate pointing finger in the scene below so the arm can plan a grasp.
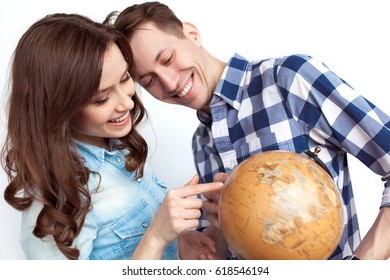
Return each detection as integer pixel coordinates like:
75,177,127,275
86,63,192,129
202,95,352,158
173,181,223,198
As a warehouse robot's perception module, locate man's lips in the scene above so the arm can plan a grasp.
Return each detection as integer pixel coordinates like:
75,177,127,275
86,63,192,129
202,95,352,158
177,78,193,98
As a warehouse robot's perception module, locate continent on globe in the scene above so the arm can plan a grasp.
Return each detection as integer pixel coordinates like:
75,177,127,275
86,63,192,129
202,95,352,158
218,150,344,260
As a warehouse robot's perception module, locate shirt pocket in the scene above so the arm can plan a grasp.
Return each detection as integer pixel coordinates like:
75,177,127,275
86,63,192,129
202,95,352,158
111,199,152,238
102,199,153,259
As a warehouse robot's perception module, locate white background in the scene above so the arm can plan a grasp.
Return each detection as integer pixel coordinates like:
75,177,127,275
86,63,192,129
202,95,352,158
0,0,389,259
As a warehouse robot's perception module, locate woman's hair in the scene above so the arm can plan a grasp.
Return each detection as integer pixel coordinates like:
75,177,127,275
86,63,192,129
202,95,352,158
1,13,148,259
105,1,185,40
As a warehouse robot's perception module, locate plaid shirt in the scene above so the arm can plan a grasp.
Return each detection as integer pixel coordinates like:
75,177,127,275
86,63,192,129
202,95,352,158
193,53,390,259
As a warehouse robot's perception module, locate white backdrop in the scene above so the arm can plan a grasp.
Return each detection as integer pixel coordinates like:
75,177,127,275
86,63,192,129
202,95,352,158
1,0,389,259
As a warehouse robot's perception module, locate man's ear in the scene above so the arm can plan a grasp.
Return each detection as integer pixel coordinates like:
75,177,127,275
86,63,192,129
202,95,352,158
182,22,202,45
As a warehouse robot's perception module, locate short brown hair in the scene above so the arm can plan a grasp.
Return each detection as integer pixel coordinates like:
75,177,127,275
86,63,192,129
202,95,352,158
106,1,185,40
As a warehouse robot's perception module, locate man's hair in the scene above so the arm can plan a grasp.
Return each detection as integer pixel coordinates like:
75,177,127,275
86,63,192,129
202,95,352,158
105,1,185,40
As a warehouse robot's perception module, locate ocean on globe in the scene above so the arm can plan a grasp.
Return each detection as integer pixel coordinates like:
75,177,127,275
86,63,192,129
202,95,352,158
218,150,344,260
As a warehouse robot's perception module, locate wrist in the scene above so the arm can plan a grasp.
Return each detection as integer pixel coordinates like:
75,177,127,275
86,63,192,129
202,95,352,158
131,229,167,260
144,228,168,250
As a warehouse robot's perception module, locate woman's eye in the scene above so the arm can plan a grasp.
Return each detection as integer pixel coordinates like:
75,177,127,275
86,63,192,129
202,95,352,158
94,98,108,106
93,94,109,106
121,71,131,83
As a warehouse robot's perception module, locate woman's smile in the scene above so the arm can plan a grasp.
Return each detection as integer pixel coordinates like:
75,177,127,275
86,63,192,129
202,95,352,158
109,111,130,126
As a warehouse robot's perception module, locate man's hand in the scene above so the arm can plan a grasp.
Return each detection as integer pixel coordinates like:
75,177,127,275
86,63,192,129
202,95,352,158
201,172,230,228
178,230,218,259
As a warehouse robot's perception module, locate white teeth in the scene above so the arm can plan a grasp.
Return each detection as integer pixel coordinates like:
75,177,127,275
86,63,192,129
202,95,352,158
177,79,192,97
110,111,129,123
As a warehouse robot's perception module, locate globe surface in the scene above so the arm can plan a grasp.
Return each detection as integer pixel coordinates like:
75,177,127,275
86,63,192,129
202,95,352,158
218,150,344,260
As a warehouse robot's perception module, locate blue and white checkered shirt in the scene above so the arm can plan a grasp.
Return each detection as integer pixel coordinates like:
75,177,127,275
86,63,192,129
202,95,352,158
192,53,390,259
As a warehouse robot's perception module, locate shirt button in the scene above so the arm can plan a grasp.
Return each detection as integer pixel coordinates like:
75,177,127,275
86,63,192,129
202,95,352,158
232,101,240,110
142,222,148,228
136,178,142,182
116,157,121,162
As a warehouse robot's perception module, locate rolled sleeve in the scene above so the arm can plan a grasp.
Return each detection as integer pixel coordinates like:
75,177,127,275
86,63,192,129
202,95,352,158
381,174,390,207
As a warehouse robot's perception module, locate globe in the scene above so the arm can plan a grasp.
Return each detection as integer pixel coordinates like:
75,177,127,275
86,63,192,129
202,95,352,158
218,150,344,260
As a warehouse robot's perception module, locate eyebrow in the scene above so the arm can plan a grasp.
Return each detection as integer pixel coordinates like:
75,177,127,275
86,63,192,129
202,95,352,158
98,67,129,94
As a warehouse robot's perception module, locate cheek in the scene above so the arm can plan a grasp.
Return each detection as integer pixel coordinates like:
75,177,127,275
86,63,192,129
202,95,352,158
148,86,165,101
73,109,107,131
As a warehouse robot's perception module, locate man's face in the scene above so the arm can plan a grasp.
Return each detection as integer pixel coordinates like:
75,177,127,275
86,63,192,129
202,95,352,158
129,22,214,110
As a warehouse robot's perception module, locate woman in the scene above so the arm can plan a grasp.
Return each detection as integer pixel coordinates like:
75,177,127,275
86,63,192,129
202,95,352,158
1,13,222,260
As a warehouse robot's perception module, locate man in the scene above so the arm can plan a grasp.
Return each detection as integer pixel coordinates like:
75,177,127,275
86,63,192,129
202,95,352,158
108,1,390,259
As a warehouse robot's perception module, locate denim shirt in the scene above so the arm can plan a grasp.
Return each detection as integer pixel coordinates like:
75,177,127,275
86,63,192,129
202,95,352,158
20,140,179,260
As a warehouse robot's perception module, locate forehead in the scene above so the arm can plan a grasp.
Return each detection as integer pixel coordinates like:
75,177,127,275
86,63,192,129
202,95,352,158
130,22,181,47
99,43,127,90
129,22,184,75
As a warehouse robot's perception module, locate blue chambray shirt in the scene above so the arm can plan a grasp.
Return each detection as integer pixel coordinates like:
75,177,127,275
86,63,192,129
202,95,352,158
193,53,390,259
20,139,178,260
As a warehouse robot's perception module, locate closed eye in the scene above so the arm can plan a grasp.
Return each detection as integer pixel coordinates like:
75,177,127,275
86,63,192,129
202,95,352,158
121,71,131,83
163,53,174,65
141,75,156,89
93,95,109,106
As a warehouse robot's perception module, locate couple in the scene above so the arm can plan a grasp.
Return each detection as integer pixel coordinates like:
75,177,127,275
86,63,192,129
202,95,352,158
3,2,390,260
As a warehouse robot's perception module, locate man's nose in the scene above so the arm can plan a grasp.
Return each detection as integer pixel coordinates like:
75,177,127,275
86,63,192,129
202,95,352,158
157,68,180,93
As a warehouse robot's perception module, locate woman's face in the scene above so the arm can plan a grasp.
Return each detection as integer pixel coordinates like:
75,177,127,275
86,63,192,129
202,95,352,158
71,43,135,149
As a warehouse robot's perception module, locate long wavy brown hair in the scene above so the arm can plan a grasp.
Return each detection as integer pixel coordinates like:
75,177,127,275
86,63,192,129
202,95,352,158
1,13,148,259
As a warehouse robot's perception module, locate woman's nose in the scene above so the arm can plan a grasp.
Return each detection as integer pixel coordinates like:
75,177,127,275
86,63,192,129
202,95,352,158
116,85,135,111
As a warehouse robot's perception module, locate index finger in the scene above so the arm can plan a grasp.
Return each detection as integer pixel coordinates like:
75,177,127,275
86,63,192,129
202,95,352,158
177,182,223,198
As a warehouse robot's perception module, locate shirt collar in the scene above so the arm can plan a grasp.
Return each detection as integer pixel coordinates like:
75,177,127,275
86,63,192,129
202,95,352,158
73,139,121,172
196,109,212,125
213,53,249,109
196,53,249,125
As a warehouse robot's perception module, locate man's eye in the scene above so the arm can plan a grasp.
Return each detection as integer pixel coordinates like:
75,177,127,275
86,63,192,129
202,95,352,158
164,53,173,65
142,76,155,89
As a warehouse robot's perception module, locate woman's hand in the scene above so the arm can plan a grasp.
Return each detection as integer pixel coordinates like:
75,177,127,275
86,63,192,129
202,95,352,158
131,174,223,259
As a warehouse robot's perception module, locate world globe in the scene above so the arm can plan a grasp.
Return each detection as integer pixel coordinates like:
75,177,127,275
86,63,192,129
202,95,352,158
218,150,344,260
